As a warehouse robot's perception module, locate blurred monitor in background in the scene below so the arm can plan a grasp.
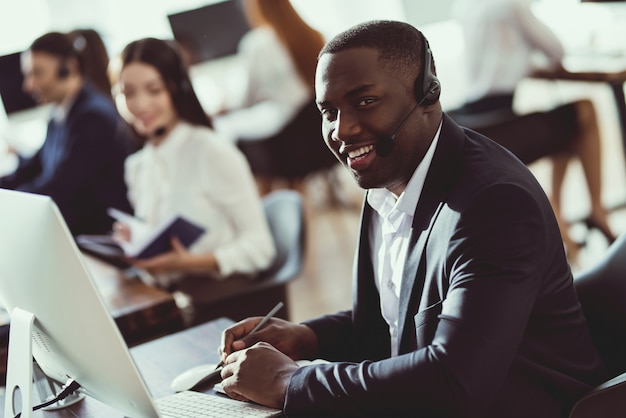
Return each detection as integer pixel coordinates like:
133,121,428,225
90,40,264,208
0,51,38,115
168,0,251,65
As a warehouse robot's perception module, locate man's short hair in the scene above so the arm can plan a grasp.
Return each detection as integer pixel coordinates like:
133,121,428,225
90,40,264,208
29,32,85,73
320,20,435,89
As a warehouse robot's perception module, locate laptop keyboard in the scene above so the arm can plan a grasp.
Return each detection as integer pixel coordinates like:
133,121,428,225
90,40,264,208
157,390,283,417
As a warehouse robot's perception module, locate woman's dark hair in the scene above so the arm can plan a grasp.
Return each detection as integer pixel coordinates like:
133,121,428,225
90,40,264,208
245,0,325,91
120,38,212,129
67,29,113,99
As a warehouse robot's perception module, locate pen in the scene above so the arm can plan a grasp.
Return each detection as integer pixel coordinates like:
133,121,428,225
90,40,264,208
215,301,284,370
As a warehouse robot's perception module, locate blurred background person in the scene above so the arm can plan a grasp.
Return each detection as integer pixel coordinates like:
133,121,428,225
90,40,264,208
212,0,336,196
449,0,616,263
0,31,133,236
115,38,276,312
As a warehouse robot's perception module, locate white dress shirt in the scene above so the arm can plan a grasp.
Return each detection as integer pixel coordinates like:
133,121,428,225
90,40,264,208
124,122,276,278
212,26,311,142
453,0,564,103
368,122,442,356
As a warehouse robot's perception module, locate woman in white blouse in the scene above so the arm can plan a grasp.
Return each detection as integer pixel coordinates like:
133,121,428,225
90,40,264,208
212,0,330,194
116,37,276,285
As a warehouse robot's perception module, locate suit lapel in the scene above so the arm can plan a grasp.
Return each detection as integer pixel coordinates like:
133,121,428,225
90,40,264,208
397,114,466,350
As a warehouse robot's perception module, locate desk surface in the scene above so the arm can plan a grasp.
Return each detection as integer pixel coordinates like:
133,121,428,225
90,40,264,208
1,317,234,417
80,254,184,346
531,56,626,83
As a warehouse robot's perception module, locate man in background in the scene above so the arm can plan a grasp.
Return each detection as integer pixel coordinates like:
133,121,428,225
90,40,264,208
0,31,132,235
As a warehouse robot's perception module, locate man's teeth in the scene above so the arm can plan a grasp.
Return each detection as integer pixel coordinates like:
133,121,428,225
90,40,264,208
348,145,374,159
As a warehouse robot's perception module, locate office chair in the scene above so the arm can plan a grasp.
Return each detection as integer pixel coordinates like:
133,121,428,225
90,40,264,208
569,233,626,418
184,189,306,325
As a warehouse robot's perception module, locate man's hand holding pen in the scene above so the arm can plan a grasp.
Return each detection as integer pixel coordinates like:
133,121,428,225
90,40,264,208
217,302,319,408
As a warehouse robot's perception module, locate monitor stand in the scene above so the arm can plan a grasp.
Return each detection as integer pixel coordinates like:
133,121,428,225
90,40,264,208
3,307,84,418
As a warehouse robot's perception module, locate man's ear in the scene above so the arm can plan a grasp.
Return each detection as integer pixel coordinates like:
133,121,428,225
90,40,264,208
66,56,81,77
421,101,441,115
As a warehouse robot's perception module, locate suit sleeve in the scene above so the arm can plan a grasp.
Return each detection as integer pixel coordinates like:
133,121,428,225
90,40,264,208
0,149,44,189
285,183,549,417
15,110,119,209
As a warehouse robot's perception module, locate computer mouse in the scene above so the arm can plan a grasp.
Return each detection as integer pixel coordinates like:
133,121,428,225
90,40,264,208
170,363,222,392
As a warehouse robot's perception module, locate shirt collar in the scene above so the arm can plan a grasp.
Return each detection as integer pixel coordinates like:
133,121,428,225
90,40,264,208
51,84,82,124
368,120,443,220
145,121,190,158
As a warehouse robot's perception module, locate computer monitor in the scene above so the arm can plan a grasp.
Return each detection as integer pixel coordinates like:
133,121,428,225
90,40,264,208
0,189,160,417
0,51,37,115
167,0,250,65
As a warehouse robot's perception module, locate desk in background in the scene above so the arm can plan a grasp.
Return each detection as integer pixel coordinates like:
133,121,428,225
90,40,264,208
532,56,626,162
0,317,233,417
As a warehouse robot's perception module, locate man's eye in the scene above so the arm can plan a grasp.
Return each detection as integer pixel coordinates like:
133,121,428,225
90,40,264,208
322,108,338,120
358,97,376,107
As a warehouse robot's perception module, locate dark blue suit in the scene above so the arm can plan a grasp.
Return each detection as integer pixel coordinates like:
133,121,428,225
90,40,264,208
284,114,606,418
0,83,133,235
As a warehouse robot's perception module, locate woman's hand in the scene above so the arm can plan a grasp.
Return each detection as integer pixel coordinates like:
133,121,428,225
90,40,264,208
112,221,131,243
130,237,218,274
130,237,193,274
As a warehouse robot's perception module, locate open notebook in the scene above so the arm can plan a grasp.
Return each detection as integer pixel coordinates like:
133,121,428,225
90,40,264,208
77,209,205,265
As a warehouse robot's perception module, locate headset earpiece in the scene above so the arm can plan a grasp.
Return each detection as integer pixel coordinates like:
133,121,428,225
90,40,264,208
58,61,70,79
414,37,441,106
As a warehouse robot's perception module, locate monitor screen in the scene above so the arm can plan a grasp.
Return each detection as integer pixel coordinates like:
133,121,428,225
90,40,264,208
0,51,37,115
167,0,251,65
0,189,159,417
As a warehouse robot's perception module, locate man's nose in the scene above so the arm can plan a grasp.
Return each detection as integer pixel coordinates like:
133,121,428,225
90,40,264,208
332,111,361,142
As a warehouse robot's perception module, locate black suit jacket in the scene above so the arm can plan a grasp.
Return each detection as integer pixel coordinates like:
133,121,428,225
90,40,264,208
0,83,133,235
285,114,606,418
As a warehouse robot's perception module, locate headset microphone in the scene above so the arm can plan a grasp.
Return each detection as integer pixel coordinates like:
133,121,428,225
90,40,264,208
375,94,427,157
153,127,167,137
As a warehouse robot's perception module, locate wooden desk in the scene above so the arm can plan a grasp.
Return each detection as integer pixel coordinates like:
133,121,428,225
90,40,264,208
0,317,233,417
81,254,184,347
532,56,626,160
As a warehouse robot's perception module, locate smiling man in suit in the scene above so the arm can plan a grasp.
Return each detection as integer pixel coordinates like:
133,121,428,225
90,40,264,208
217,20,606,417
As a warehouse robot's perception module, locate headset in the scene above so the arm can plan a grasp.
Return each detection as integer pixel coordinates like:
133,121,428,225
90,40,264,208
414,37,441,106
375,36,442,157
57,63,70,79
57,34,86,80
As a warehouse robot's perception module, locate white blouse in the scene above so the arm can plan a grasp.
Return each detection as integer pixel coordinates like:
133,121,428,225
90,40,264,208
212,26,311,142
124,122,276,277
453,0,564,103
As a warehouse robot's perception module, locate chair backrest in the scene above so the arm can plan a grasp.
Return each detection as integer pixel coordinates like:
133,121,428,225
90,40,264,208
569,233,626,417
574,233,626,378
258,189,306,284
569,373,626,418
174,189,305,325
